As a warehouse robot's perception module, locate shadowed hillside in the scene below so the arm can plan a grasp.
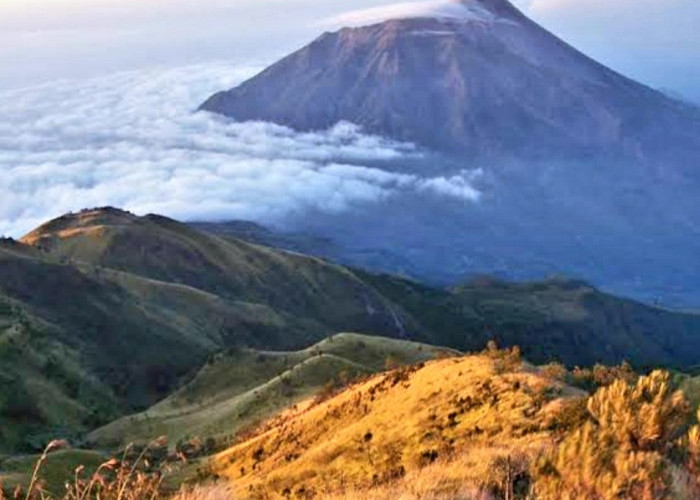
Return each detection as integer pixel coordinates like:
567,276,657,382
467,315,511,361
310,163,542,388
21,208,415,341
358,272,700,369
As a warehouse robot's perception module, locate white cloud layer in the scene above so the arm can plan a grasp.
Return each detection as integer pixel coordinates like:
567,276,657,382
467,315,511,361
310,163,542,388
321,0,502,28
0,63,480,237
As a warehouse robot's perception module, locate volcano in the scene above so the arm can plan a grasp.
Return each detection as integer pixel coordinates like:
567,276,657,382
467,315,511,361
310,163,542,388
200,0,700,163
199,0,700,307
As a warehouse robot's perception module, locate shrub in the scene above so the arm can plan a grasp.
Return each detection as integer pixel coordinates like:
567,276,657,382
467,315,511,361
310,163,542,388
570,362,637,391
534,370,694,500
687,409,700,491
540,362,567,382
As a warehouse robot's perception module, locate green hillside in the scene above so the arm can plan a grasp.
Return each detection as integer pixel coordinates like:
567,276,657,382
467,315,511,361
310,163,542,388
0,300,118,452
2,207,700,453
87,333,456,448
21,208,416,342
0,449,106,497
358,272,700,369
0,209,421,451
0,237,324,451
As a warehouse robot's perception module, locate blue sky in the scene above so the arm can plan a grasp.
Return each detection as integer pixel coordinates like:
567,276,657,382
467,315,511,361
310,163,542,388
0,0,699,102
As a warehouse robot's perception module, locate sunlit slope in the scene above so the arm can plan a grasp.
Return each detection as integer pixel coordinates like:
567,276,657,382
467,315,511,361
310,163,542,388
88,334,456,448
5,207,700,455
213,350,584,498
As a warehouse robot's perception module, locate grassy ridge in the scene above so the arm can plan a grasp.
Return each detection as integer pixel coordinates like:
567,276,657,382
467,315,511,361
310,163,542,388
212,349,581,498
21,208,417,342
211,350,700,500
0,209,421,452
2,207,700,455
87,333,456,448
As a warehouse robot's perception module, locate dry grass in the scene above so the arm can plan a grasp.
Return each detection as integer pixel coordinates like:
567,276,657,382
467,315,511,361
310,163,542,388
88,334,455,450
1,439,168,500
171,484,234,500
212,348,580,499
6,349,700,500
204,348,700,500
314,453,523,500
534,372,700,500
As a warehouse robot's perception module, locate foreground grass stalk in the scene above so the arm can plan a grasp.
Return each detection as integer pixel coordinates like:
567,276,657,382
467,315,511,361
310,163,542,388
25,440,69,500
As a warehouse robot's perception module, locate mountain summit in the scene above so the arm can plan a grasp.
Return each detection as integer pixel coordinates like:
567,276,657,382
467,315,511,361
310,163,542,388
326,0,526,26
199,0,700,306
200,0,700,161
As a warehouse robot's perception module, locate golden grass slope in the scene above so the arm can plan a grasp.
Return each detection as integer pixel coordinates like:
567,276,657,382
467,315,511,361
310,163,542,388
4,351,699,500
213,349,585,499
88,334,456,449
207,348,700,500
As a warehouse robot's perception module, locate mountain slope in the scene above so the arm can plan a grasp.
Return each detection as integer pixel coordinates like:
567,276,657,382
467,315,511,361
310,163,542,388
87,333,457,448
0,238,308,451
359,273,700,369
21,208,414,342
197,0,700,308
209,350,700,500
0,209,422,451
0,294,118,452
196,220,700,369
200,0,700,163
211,349,586,498
4,208,700,453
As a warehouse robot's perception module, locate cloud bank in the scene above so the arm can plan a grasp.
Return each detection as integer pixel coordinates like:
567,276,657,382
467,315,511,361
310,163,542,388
0,63,480,237
321,0,501,28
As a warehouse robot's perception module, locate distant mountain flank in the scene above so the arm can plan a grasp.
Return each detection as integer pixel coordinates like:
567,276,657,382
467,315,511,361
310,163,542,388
200,0,700,163
196,0,700,308
19,207,413,342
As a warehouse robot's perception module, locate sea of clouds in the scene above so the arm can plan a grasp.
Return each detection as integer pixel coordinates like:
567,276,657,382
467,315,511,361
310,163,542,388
0,62,481,237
